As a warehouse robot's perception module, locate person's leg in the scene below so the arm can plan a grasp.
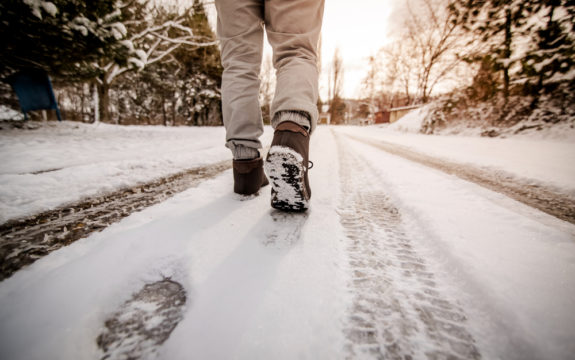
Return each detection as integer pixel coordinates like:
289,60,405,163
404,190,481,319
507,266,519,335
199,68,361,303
215,0,265,159
264,0,325,134
216,0,269,195
263,0,325,211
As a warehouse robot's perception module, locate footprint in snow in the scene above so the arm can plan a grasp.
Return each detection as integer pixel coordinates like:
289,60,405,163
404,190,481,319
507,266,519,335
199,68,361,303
262,209,309,249
97,279,187,360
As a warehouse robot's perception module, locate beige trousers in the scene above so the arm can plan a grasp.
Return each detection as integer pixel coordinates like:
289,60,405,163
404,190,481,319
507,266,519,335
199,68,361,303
215,0,325,151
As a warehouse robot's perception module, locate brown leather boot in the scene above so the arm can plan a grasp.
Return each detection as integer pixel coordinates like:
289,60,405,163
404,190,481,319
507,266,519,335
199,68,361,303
264,121,311,212
233,157,269,195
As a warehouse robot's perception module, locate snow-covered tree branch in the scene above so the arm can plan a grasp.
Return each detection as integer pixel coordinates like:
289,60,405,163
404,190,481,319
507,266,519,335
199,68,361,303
93,1,221,123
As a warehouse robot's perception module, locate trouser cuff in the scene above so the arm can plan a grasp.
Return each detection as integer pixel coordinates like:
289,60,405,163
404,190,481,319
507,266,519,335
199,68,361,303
226,141,261,160
273,111,311,132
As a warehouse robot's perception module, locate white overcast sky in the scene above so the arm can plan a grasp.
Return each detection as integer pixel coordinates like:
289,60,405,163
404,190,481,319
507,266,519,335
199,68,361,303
202,0,409,100
319,0,401,99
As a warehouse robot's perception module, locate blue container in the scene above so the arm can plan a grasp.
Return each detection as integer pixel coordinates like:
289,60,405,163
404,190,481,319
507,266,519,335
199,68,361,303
8,70,62,121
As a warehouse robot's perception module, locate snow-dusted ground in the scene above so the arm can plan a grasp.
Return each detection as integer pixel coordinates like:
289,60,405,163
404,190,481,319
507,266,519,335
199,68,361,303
0,121,574,359
0,121,272,224
340,125,575,194
0,128,348,360
338,132,575,359
2,119,573,225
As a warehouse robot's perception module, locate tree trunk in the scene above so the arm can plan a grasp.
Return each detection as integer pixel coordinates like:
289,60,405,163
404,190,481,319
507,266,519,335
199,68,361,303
93,83,100,124
404,79,411,105
503,8,512,100
161,93,167,126
171,99,176,126
98,82,111,123
82,83,89,122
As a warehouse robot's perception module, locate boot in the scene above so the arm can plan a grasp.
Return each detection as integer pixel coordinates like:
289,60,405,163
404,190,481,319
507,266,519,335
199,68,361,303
233,157,269,195
264,121,311,212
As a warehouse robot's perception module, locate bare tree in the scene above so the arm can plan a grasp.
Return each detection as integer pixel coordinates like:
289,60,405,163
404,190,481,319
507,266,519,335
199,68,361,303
361,56,379,102
360,55,382,117
328,48,345,124
384,41,414,105
329,48,344,102
376,0,471,104
405,0,467,102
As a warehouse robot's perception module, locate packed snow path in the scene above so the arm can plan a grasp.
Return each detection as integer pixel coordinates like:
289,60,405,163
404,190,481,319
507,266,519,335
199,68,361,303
0,127,574,359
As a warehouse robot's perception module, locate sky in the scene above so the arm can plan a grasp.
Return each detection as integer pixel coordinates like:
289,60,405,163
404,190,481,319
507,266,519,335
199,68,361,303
203,0,409,100
318,0,399,99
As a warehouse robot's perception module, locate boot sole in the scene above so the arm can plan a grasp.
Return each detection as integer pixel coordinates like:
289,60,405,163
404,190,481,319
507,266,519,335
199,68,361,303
264,146,309,212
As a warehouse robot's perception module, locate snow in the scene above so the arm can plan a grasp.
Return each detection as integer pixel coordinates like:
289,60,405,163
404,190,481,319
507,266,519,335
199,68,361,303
0,105,24,121
128,57,146,70
265,145,308,209
111,23,127,40
0,128,349,360
0,121,273,224
22,0,58,18
119,40,135,52
70,16,91,36
387,105,430,133
199,89,219,98
23,0,56,19
342,136,575,359
546,68,575,84
339,125,575,194
1,123,574,359
385,104,575,141
41,1,57,17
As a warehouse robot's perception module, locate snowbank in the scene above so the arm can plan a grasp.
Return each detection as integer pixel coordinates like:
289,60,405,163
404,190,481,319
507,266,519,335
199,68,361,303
385,101,575,142
387,105,431,133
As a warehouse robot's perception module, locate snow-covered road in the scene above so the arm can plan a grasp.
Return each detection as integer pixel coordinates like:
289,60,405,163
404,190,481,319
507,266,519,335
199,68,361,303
0,126,574,359
335,130,575,359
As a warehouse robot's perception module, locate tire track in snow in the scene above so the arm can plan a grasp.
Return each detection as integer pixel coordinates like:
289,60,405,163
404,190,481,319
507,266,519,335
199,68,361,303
335,133,481,359
0,160,230,281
